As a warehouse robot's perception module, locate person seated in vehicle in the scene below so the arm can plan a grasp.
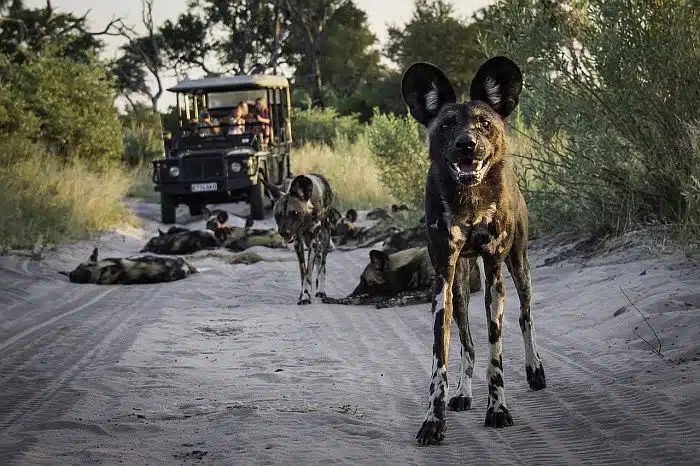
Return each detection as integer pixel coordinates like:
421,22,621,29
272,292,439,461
253,97,271,148
197,110,220,136
225,105,246,135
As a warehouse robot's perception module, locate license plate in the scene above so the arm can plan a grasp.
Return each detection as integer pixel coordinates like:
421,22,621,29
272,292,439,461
191,182,218,192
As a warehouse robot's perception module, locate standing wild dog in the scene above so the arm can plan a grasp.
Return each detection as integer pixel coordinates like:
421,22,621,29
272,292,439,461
268,174,337,304
401,56,546,444
59,248,198,284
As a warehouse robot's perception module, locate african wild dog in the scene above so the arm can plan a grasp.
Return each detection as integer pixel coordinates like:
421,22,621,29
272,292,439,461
267,174,337,304
322,245,481,309
140,228,219,254
366,204,410,221
215,219,288,252
59,248,198,284
202,207,230,230
332,209,360,245
401,56,546,444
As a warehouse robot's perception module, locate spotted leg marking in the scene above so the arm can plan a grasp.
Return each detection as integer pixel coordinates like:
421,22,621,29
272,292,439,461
416,277,450,445
313,230,330,300
506,248,546,391
448,257,474,412
295,240,312,305
301,240,317,305
483,257,513,428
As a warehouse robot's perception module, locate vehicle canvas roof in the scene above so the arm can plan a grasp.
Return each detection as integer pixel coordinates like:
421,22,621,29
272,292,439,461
167,74,290,93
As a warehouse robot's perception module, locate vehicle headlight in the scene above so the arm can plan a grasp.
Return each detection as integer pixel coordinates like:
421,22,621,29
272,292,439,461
169,166,180,177
230,162,242,172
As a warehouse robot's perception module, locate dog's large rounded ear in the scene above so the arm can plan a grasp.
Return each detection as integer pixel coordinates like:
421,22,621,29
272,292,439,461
158,228,166,236
401,62,457,126
89,247,99,262
369,249,389,271
290,175,313,201
345,209,358,223
470,56,523,119
216,210,229,224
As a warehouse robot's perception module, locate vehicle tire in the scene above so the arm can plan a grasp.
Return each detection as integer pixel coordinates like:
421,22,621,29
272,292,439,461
160,193,177,224
188,204,204,216
249,181,266,220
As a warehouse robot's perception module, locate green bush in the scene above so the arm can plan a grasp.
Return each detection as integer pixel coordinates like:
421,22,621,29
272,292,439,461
0,45,123,168
291,107,365,147
485,0,700,234
366,108,428,208
123,123,164,167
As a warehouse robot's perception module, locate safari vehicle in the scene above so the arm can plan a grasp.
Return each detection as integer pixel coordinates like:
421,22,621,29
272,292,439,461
152,74,293,223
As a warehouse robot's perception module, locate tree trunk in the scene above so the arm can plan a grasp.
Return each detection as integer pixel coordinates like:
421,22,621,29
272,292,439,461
308,26,324,108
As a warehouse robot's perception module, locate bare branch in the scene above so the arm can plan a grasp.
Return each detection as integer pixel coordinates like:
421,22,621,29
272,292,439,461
619,286,664,359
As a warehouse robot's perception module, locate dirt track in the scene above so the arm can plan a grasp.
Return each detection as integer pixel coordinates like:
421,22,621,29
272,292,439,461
1,200,699,465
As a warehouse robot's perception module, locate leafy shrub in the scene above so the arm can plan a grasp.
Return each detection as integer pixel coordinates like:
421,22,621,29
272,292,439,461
0,45,124,168
485,0,700,234
366,108,428,208
123,123,164,167
291,107,365,147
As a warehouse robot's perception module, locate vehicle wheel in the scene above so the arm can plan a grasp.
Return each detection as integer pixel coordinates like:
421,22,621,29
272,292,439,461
249,181,266,220
160,193,176,224
188,204,204,216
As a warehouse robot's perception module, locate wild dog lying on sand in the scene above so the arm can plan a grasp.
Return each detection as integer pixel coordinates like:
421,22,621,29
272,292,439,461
401,56,546,444
202,207,230,230
267,174,337,305
322,246,481,309
332,209,360,245
59,248,198,284
141,229,219,254
215,221,288,252
366,204,410,221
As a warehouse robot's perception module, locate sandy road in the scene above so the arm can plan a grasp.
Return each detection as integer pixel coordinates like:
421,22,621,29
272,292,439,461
1,201,699,465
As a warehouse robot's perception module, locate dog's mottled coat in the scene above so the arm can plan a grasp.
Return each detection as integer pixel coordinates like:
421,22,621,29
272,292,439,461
269,174,337,304
401,56,546,445
60,248,198,284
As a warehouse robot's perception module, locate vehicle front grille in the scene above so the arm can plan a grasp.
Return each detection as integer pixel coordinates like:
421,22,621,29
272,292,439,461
181,157,224,181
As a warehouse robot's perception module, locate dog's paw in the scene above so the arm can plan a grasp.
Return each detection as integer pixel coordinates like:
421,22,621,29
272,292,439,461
415,417,445,445
484,404,513,428
526,361,547,391
297,298,312,305
314,291,327,299
447,394,472,412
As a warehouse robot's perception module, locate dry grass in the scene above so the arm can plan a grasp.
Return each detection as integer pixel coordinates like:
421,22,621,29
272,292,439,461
126,163,160,202
0,149,137,251
291,135,394,210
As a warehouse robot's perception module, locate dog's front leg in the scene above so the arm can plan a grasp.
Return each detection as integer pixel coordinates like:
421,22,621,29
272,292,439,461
300,239,318,304
416,238,462,445
312,229,330,300
294,240,312,305
483,256,514,427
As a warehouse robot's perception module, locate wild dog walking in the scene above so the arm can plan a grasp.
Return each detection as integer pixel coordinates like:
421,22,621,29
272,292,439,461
401,56,546,444
267,174,337,304
59,248,198,284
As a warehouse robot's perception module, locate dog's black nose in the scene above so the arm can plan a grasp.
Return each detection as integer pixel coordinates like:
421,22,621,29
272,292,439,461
455,134,476,151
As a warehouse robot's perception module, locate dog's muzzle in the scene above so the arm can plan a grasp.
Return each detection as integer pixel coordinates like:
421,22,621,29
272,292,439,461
447,156,490,186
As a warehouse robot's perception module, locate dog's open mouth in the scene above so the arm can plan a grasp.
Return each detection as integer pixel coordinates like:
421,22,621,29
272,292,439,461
447,156,490,184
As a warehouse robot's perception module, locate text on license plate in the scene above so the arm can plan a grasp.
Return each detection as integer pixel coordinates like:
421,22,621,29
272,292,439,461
191,182,218,192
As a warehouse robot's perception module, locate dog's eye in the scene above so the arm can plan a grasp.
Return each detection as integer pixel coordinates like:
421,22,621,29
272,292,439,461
481,120,491,129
